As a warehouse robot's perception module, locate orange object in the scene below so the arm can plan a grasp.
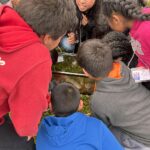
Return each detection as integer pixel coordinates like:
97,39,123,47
108,63,122,79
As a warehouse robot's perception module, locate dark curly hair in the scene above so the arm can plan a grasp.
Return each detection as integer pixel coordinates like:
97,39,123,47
102,31,133,65
103,0,150,21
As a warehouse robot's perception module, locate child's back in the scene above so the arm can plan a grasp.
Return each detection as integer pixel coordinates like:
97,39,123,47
36,112,123,150
36,83,123,150
91,61,150,146
77,38,150,149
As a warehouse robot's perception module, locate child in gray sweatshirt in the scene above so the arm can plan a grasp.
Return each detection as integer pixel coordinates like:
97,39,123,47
77,32,150,150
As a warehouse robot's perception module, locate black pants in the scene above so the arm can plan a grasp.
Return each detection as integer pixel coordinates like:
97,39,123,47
0,116,35,150
142,81,150,91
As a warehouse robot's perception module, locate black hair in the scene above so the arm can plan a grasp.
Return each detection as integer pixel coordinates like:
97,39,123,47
137,0,145,6
92,0,112,38
83,0,112,38
103,0,150,21
102,31,133,65
16,0,78,40
92,12,112,39
77,39,113,78
51,83,80,117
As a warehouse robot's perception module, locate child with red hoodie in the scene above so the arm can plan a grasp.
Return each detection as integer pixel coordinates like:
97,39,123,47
102,0,150,90
0,0,77,149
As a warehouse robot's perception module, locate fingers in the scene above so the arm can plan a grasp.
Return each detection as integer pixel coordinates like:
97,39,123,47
81,14,88,26
68,32,76,44
68,32,75,37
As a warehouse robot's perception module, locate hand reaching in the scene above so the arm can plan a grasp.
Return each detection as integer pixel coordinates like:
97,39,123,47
68,32,76,45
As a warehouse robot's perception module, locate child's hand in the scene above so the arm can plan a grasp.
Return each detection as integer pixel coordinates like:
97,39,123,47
81,14,89,26
27,136,32,141
68,32,76,45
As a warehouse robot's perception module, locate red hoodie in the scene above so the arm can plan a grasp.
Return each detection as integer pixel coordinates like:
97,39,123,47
0,6,52,136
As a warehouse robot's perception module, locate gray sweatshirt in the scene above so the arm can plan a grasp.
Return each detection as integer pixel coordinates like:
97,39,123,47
91,62,150,146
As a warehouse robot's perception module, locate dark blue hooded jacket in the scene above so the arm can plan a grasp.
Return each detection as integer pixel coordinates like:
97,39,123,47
36,112,124,150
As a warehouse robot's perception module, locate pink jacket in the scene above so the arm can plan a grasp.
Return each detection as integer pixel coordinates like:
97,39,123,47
130,8,150,68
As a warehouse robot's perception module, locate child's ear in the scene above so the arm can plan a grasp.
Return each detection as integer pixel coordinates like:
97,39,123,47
49,101,53,112
78,100,83,111
112,14,120,25
40,34,52,46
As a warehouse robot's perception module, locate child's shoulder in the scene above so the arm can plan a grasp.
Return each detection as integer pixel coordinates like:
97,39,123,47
85,114,105,128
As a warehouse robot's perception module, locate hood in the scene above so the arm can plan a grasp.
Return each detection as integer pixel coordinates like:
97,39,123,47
0,5,40,53
39,112,86,146
96,62,140,92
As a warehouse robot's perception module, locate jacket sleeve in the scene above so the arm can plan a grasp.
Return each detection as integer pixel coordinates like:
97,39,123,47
8,61,51,137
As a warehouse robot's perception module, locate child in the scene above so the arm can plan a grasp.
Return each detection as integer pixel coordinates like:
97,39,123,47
60,0,111,52
102,0,150,69
60,0,99,52
0,0,77,149
36,83,123,150
77,39,150,150
103,0,150,90
102,31,134,67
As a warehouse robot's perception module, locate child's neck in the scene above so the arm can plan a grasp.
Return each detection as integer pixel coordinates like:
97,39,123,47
126,20,134,29
95,62,122,80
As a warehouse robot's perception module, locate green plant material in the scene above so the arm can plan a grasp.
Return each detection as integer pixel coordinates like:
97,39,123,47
43,110,53,118
80,95,91,115
52,53,95,95
52,54,83,73
51,53,92,114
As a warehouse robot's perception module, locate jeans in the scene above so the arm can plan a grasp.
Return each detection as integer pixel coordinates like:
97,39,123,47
111,127,150,150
